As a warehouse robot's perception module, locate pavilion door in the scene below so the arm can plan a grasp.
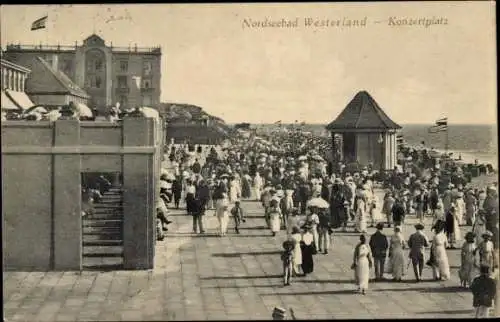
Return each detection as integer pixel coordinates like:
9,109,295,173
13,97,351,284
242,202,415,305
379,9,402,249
343,133,356,163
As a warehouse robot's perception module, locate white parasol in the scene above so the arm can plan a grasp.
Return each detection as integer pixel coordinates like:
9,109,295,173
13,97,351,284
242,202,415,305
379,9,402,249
298,155,308,161
307,197,330,209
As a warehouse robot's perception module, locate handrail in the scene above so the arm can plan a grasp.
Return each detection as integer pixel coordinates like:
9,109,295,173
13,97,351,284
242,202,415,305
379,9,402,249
5,44,162,54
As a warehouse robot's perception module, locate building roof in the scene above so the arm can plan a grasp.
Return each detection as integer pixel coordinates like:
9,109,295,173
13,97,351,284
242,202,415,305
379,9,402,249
326,91,401,131
26,56,89,98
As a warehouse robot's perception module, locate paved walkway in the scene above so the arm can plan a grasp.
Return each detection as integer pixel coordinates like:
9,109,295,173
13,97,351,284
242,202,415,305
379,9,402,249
3,194,492,321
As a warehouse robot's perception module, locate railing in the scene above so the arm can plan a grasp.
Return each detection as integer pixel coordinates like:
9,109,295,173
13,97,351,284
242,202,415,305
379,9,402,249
5,44,162,54
115,87,130,93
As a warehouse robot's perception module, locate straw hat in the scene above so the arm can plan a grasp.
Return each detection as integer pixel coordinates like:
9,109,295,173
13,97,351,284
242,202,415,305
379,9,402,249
482,231,493,239
414,223,425,230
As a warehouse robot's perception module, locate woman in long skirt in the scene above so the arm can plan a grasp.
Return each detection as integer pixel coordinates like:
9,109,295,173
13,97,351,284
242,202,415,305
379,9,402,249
472,212,487,246
455,192,466,226
253,173,263,201
355,190,368,233
465,190,478,226
268,199,282,236
431,224,451,280
300,227,315,275
352,234,373,294
241,173,252,199
459,232,477,287
290,226,303,276
389,226,406,281
445,206,462,248
215,193,230,236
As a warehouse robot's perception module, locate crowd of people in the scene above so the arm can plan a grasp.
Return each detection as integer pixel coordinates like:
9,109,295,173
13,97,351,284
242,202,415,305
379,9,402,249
156,128,498,317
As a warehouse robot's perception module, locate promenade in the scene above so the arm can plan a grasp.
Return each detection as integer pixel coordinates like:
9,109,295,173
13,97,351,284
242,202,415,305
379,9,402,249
3,193,478,321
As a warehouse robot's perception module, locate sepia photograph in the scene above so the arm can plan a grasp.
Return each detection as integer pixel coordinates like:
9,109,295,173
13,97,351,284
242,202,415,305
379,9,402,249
1,2,498,320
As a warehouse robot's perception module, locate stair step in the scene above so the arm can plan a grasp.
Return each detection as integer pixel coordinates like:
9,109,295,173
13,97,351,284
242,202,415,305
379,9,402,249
83,230,122,236
94,204,123,208
83,227,122,233
83,252,123,258
87,214,123,220
83,245,123,254
83,219,122,227
83,234,123,241
83,240,123,246
82,257,123,269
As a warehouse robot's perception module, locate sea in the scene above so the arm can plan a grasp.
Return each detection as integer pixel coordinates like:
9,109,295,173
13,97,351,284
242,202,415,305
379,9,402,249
247,123,498,168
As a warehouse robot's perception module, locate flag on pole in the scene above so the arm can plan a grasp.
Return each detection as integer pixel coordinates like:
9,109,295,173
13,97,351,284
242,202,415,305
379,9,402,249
31,16,48,31
428,117,448,133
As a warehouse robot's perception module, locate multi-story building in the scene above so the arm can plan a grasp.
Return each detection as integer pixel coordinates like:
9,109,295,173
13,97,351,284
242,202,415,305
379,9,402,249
1,58,34,111
3,34,162,114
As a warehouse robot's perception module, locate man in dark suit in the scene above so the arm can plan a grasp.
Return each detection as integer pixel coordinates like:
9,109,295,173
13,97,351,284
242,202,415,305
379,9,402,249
369,222,389,281
391,197,406,227
407,223,430,282
470,265,497,318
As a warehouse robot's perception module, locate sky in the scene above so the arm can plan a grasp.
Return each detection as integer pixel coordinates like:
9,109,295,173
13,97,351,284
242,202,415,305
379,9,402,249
0,2,497,124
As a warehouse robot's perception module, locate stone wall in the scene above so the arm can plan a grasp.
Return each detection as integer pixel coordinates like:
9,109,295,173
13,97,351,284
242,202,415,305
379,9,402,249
1,117,163,270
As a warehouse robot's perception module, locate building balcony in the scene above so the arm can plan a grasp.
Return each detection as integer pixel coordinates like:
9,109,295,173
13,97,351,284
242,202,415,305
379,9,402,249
115,87,130,93
140,87,154,92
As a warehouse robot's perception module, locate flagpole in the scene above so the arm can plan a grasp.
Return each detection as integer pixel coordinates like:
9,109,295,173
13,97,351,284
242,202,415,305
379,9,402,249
445,120,449,155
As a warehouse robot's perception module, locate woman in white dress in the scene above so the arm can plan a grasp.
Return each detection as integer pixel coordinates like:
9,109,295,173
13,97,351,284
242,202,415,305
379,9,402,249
355,190,368,233
253,173,263,201
352,234,373,294
389,226,406,282
431,224,451,280
290,226,303,276
229,177,241,203
215,193,230,236
454,192,466,226
305,207,320,252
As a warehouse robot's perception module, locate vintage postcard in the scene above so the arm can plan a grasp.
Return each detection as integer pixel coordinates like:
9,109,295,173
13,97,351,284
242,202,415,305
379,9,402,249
1,2,498,321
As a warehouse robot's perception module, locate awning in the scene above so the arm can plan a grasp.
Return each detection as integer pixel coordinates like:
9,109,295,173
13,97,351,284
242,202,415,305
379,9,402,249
5,90,35,110
1,90,20,111
75,103,93,118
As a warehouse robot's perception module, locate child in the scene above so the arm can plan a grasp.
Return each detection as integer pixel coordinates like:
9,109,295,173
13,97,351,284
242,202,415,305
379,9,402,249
281,239,295,286
459,232,477,288
269,198,282,237
230,200,246,234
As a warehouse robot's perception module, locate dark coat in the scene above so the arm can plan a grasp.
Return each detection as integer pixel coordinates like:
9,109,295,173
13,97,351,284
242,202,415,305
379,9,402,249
369,231,389,258
470,275,497,307
392,203,406,223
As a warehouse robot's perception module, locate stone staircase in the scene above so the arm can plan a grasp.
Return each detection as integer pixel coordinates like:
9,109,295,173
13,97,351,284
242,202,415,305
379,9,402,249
82,186,124,270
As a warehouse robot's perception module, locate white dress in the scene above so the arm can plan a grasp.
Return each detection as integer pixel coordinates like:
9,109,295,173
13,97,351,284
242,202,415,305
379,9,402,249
215,197,230,235
269,206,282,233
253,175,263,200
432,232,451,280
355,199,368,233
354,244,372,291
390,233,406,279
455,198,466,225
291,233,303,267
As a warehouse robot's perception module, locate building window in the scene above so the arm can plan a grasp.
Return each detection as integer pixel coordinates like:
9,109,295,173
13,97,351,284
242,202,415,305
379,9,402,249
62,60,72,75
143,61,152,76
142,78,152,89
119,95,128,107
95,76,102,88
120,61,128,72
143,95,152,106
95,59,103,71
117,76,128,88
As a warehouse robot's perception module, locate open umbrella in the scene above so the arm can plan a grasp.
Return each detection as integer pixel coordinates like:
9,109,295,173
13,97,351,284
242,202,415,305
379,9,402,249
307,197,329,209
25,106,48,114
298,155,308,161
74,103,93,118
